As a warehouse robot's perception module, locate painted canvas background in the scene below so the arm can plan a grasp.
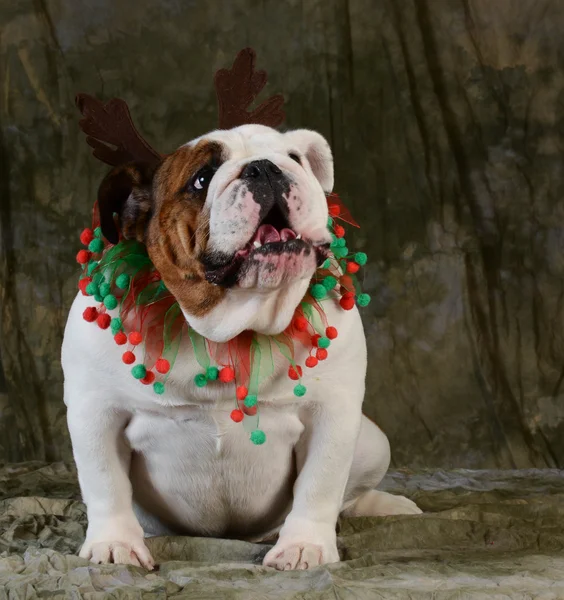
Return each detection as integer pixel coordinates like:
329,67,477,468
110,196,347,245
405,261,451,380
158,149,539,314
1,0,563,469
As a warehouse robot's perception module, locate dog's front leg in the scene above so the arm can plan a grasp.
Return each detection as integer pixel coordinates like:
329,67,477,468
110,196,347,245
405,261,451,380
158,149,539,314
67,401,154,569
263,401,361,570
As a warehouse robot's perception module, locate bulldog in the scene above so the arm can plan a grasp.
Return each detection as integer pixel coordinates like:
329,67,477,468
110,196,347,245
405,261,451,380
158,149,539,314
62,124,421,571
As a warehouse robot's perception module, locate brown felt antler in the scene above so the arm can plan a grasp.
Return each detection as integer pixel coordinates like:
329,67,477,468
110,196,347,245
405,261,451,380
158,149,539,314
77,48,285,167
214,48,285,130
75,94,162,167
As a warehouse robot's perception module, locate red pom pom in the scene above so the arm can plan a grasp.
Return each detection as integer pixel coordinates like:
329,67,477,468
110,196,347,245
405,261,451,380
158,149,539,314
288,365,303,380
141,371,156,385
114,332,127,345
334,224,345,238
340,296,355,310
243,404,258,416
78,277,92,296
80,228,94,246
326,326,338,339
236,386,248,401
129,331,142,346
293,316,308,331
219,366,235,383
305,356,318,368
316,348,328,360
329,204,341,217
82,307,98,322
230,409,244,422
122,351,136,365
97,313,111,329
346,261,360,274
155,358,170,374
311,334,321,347
76,250,91,265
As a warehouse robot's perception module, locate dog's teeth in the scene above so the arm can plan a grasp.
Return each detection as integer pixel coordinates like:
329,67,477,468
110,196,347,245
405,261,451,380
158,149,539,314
253,241,262,248
296,234,301,239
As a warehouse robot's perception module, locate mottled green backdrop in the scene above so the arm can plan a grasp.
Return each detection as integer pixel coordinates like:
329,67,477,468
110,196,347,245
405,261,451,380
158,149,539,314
1,0,563,468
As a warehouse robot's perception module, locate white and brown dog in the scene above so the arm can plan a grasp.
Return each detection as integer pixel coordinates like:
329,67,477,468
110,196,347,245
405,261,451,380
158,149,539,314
62,124,421,571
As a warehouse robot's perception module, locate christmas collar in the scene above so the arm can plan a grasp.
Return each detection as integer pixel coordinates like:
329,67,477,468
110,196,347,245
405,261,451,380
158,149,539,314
75,193,369,445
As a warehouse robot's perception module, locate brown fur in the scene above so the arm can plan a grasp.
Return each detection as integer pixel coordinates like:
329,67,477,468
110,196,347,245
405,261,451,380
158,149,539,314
145,141,226,317
98,141,227,318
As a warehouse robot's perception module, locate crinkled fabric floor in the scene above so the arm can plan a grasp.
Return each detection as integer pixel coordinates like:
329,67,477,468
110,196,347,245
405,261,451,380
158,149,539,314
1,463,564,599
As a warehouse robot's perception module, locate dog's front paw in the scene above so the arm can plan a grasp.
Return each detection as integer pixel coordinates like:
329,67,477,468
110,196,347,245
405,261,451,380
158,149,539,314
80,536,154,570
263,519,339,570
263,540,339,570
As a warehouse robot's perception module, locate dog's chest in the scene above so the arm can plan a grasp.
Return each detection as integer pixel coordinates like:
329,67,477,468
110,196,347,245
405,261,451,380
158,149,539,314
124,402,303,537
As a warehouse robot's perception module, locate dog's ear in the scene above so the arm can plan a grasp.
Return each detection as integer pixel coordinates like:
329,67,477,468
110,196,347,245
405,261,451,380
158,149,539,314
97,162,158,244
285,129,334,193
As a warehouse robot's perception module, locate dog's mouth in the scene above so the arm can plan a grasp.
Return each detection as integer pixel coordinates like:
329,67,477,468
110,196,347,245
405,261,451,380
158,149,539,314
203,204,330,286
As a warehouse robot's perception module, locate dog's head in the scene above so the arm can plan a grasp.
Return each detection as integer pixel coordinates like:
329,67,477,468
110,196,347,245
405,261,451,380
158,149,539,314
98,125,333,341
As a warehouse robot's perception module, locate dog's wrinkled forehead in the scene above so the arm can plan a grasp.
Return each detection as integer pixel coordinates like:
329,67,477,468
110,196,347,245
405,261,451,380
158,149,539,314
187,124,290,161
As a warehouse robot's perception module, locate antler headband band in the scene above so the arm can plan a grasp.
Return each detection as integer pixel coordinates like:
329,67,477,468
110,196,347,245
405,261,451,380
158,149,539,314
76,48,285,167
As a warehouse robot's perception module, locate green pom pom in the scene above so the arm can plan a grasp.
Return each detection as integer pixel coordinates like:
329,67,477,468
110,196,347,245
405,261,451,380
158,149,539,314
195,373,207,387
87,261,98,276
336,238,346,248
206,366,219,381
311,284,326,299
99,282,111,298
93,293,103,303
132,365,147,380
244,395,257,408
115,273,130,289
327,217,333,227
94,227,102,238
85,282,98,296
104,294,118,310
110,318,122,334
153,382,165,395
250,429,266,445
333,246,348,258
323,276,337,290
322,259,331,269
88,238,104,253
318,336,331,349
294,384,307,397
354,252,367,266
357,293,371,307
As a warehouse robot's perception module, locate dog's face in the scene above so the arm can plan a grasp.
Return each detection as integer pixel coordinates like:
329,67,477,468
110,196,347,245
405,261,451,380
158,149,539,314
98,125,334,341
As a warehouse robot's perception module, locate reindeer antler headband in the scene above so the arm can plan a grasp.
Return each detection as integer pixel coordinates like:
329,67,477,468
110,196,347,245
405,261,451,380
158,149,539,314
76,48,285,167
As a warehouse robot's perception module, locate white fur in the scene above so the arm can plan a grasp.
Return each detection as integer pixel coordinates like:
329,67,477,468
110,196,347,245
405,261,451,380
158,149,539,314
63,126,420,571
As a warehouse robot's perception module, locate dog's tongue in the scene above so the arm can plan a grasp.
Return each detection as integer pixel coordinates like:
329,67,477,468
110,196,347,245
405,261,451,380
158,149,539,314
257,224,280,244
280,228,297,242
251,225,297,245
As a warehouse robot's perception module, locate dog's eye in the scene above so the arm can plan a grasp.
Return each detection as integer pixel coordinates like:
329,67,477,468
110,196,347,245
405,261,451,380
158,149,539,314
191,167,214,192
289,153,301,164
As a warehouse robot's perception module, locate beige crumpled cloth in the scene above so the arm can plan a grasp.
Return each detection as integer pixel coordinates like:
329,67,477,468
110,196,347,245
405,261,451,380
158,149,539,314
1,462,564,598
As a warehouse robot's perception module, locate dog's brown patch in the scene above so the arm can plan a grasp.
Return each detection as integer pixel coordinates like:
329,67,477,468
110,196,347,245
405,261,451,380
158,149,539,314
146,141,226,317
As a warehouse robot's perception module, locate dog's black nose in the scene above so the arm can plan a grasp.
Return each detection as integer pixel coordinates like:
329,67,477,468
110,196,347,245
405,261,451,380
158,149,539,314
241,159,283,180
